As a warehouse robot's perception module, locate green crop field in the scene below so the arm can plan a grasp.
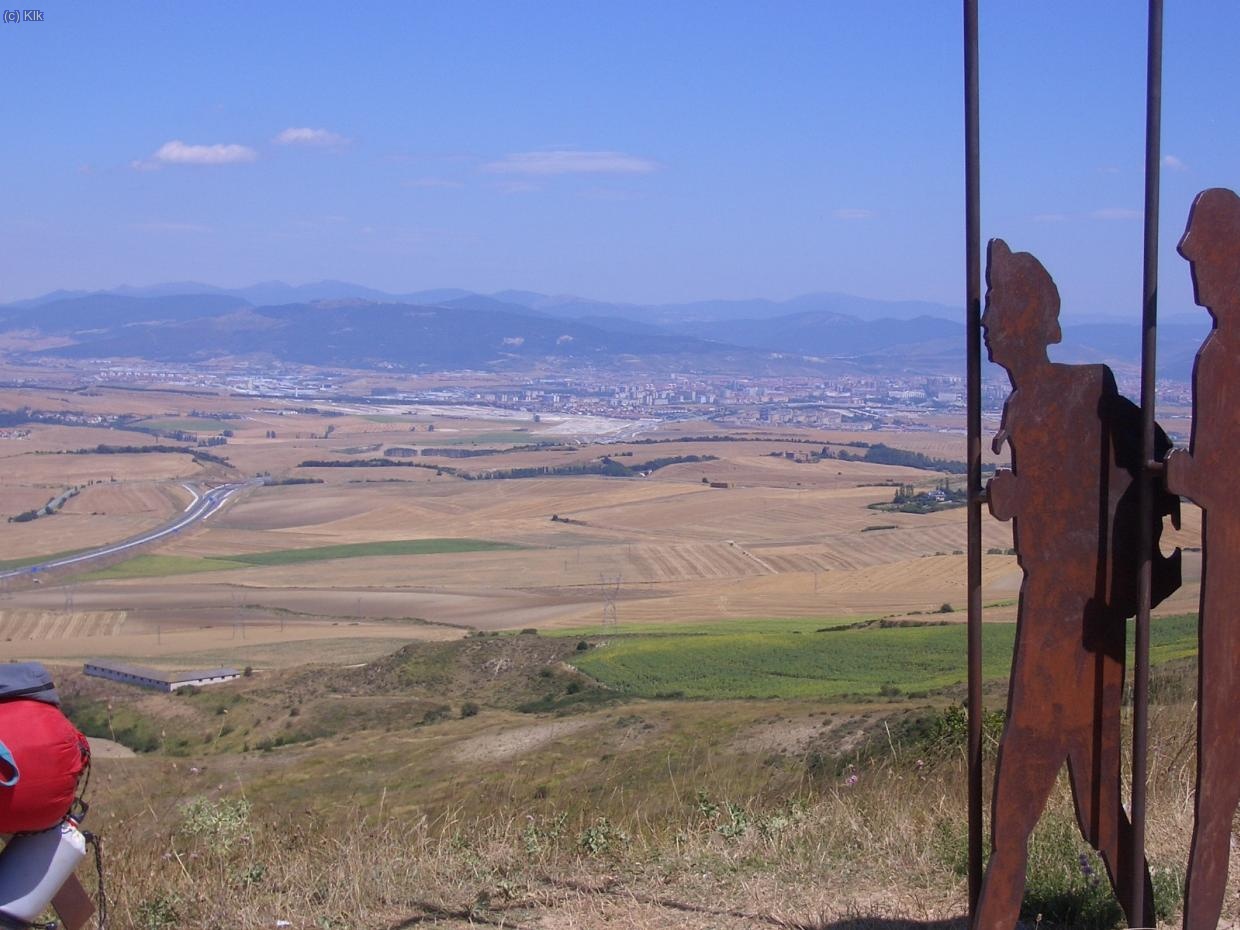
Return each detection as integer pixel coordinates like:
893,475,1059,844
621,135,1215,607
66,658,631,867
545,602,1019,639
573,614,1199,700
79,538,522,579
0,547,94,571
548,617,883,638
82,554,250,580
225,538,521,566
137,417,241,432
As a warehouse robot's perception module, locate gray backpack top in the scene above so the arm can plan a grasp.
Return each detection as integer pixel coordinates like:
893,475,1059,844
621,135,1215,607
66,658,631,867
0,663,59,705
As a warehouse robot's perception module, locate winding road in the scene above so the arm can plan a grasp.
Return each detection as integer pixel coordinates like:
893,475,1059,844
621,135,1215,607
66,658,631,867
0,478,261,581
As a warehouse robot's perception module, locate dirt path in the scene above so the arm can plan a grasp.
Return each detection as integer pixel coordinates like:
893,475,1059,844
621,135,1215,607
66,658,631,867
450,718,598,764
86,737,135,759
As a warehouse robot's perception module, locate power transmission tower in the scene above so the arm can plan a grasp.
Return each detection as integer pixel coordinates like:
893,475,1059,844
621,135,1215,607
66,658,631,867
600,574,621,630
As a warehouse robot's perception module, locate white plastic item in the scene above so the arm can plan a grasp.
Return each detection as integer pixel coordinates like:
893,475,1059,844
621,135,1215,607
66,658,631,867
0,819,87,923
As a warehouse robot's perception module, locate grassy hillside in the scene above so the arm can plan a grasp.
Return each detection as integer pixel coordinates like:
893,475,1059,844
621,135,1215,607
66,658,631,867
77,667,1201,930
58,616,1210,929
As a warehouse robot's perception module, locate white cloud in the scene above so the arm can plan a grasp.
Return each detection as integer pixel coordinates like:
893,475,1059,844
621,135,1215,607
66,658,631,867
832,208,876,221
1164,154,1189,172
275,127,349,147
1090,207,1141,221
144,140,257,167
483,149,659,176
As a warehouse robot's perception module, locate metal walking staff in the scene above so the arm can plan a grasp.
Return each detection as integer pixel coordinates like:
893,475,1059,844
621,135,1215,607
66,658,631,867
962,0,984,919
1133,0,1164,924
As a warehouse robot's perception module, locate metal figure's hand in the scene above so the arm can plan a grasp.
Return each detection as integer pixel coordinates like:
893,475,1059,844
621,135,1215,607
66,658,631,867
1163,448,1195,502
992,428,1008,456
987,469,1017,522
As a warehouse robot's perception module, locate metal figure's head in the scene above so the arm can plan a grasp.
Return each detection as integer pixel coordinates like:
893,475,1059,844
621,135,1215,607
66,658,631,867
1179,187,1240,321
982,239,1062,375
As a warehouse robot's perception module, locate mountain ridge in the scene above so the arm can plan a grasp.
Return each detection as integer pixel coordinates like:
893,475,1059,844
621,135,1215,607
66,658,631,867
0,283,1212,378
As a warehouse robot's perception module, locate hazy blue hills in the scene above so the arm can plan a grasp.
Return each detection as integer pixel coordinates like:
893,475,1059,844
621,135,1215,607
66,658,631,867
30,299,764,372
667,311,958,357
0,293,250,333
0,281,1213,377
7,282,960,324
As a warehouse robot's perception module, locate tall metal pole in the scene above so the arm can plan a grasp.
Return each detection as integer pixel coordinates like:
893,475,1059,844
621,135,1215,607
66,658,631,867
964,0,984,918
1133,0,1163,924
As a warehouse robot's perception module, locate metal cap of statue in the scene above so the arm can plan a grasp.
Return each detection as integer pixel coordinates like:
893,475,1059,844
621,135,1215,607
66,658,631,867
1167,187,1240,930
975,239,1181,930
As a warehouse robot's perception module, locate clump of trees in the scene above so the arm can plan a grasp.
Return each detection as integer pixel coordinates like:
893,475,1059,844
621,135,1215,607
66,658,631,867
8,486,80,523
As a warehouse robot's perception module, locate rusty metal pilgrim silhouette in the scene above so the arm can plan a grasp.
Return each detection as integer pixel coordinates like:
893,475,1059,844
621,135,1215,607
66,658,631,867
974,239,1181,930
1167,187,1240,930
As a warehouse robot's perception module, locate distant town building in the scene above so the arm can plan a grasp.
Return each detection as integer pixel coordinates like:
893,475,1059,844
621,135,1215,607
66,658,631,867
83,660,241,692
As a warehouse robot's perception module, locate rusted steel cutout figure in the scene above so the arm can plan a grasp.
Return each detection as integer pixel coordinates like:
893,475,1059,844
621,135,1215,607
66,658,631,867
975,240,1181,930
1166,187,1240,930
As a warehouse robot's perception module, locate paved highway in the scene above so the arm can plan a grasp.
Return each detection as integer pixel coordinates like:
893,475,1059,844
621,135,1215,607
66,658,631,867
0,478,261,581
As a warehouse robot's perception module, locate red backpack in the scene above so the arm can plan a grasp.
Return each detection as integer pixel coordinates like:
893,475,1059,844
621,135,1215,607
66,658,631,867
0,664,90,833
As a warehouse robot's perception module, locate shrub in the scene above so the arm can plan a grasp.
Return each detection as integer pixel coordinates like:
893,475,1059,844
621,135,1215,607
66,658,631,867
135,894,180,930
1021,815,1123,929
578,817,627,856
575,640,591,652
420,704,451,725
459,701,480,718
178,797,251,852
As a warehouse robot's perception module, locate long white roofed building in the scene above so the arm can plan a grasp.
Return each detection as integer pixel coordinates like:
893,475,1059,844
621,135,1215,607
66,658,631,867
83,660,241,692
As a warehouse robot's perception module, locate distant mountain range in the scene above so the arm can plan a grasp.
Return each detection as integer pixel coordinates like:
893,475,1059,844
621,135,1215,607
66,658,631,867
0,281,1212,378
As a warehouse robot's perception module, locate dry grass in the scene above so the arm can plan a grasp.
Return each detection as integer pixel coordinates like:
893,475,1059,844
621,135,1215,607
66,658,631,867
83,697,1215,930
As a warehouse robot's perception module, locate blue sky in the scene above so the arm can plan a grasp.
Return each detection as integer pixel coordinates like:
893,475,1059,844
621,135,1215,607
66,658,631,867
2,1,1238,322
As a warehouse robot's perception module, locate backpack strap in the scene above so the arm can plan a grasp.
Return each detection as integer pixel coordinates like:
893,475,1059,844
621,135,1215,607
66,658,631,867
0,740,18,787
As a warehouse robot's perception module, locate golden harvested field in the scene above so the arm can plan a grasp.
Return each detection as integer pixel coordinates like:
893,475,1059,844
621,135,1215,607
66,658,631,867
0,386,1202,665
0,608,128,640
0,618,454,667
0,480,188,560
0,487,54,517
1,451,198,485
0,424,158,451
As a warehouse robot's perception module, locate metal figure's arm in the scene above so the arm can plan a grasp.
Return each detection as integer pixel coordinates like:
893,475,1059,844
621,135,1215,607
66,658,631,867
1165,336,1218,509
987,398,1018,521
992,397,1012,456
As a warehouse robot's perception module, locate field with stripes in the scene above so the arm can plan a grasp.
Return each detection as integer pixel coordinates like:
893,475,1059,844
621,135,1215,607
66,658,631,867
0,385,1200,669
